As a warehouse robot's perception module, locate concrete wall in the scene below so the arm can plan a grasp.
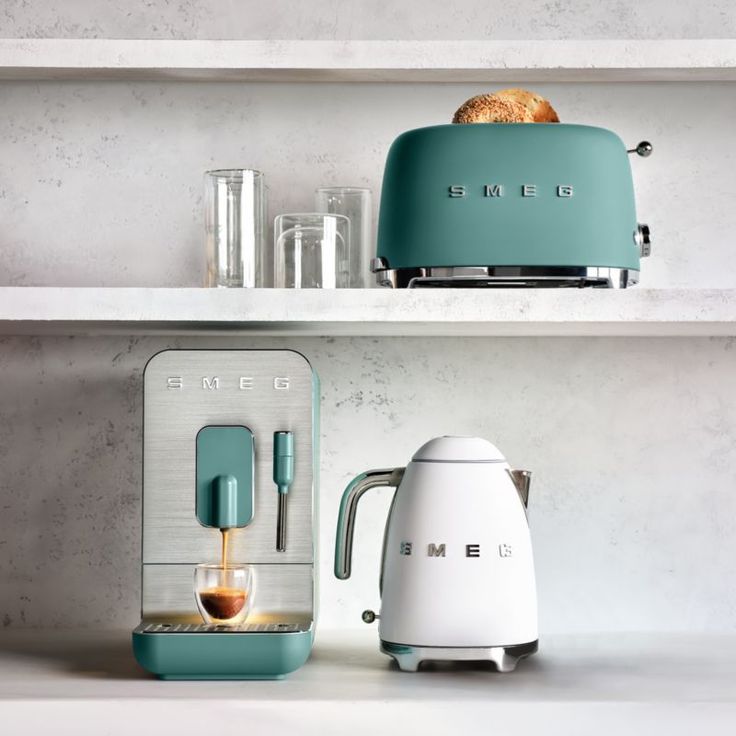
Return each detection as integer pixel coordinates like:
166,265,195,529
1,335,735,632
3,0,736,39
1,81,735,289
1,1,735,633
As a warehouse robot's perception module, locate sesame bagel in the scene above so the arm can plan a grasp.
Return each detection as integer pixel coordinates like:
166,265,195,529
452,89,559,124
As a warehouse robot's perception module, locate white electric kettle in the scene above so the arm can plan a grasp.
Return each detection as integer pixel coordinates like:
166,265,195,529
334,436,538,672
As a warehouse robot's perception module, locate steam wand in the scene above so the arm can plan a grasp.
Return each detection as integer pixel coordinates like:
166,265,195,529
273,431,294,552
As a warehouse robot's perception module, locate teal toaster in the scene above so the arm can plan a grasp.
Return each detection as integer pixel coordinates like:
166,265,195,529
373,124,652,288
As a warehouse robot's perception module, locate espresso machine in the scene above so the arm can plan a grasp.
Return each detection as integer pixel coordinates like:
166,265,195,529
132,349,318,679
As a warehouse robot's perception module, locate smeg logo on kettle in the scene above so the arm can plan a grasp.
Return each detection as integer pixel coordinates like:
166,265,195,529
399,541,512,558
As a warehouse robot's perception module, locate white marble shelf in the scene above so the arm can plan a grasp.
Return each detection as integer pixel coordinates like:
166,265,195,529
0,287,734,337
0,629,734,735
1,39,736,82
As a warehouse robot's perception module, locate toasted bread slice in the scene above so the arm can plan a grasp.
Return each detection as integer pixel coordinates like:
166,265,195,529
452,89,559,124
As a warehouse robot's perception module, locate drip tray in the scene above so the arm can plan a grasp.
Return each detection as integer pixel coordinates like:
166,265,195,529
135,622,309,634
133,619,315,678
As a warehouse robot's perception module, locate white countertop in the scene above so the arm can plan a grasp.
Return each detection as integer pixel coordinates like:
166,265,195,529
1,629,735,734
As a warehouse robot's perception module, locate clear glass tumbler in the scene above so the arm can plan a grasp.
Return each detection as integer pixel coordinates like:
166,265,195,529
315,187,371,288
204,169,265,288
194,563,254,626
274,213,351,288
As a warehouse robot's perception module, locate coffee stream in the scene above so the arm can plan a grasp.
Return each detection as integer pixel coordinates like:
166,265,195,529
221,528,230,569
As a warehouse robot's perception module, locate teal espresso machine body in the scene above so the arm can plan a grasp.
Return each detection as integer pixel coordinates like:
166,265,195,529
133,349,319,679
373,123,652,288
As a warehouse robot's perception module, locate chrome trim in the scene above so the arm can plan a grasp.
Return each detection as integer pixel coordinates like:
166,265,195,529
277,492,287,552
370,257,389,273
413,458,506,464
627,141,653,157
380,639,538,673
507,469,532,508
371,264,639,289
634,223,652,258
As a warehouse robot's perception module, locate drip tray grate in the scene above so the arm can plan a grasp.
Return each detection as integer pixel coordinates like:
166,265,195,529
136,622,309,634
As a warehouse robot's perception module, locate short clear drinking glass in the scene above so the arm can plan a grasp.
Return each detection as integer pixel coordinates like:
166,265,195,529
204,169,265,288
315,187,371,288
274,213,351,288
194,563,254,626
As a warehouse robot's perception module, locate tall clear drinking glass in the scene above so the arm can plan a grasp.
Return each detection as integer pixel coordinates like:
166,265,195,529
315,187,371,288
274,213,350,288
204,169,265,287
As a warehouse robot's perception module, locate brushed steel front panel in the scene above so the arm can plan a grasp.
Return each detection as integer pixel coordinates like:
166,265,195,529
143,350,316,566
142,563,313,619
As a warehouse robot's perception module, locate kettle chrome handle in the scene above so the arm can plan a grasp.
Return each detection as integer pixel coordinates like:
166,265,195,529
334,467,405,580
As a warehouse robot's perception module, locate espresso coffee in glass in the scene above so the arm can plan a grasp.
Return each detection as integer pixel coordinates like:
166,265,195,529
194,563,254,625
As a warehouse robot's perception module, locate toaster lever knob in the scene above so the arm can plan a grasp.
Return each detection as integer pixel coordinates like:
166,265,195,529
628,141,653,157
362,610,379,624
635,223,652,258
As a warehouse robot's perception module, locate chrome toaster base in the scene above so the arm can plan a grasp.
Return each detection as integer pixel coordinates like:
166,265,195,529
380,639,538,673
371,263,639,289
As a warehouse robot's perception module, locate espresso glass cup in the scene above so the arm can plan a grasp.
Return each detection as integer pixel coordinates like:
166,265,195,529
194,563,254,625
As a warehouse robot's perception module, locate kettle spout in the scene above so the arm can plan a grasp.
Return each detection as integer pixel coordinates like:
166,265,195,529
508,469,532,508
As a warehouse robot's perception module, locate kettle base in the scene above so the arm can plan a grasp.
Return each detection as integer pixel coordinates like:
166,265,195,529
380,639,538,673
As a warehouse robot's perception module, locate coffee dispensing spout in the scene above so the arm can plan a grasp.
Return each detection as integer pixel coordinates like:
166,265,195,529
210,473,240,529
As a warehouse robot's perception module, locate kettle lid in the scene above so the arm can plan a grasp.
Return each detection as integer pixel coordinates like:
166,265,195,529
412,436,506,462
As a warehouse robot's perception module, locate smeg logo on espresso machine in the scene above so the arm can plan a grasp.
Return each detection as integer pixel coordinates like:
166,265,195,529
399,541,515,558
447,183,574,199
165,375,291,391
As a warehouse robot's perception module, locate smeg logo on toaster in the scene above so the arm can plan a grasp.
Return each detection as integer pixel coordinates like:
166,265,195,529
448,184,574,198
